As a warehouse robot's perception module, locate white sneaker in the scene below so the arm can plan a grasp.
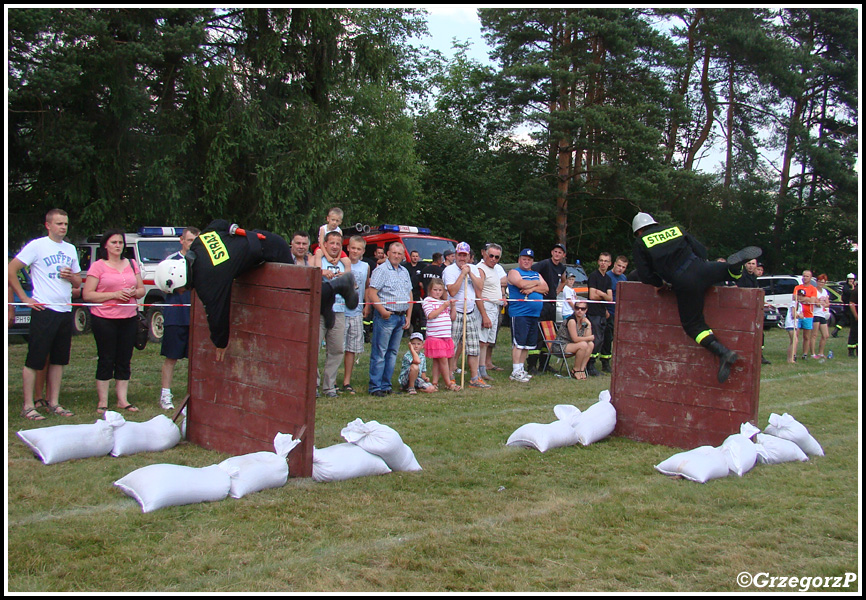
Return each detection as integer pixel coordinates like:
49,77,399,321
510,370,531,383
159,393,174,410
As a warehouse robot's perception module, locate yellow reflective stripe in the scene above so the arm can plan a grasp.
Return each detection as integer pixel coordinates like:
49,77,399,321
200,231,230,266
642,226,683,248
695,330,713,344
728,268,742,279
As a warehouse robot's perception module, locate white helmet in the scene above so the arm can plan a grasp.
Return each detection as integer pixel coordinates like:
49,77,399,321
155,258,188,294
632,212,658,233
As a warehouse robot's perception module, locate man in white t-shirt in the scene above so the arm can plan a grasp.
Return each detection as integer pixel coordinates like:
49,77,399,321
8,209,82,420
443,242,489,389
476,243,508,380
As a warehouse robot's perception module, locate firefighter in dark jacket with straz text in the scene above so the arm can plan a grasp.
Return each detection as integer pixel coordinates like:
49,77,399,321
631,212,761,383
155,219,357,361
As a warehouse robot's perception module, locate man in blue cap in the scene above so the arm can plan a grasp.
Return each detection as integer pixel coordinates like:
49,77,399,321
506,248,549,383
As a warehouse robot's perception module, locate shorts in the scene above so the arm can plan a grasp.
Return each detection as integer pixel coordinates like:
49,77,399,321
400,373,433,390
479,301,501,344
343,314,365,354
160,325,189,360
25,309,73,370
451,310,480,356
798,317,814,330
812,316,827,325
424,335,454,359
511,315,539,350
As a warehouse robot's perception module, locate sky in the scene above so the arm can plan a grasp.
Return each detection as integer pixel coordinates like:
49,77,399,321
412,7,493,65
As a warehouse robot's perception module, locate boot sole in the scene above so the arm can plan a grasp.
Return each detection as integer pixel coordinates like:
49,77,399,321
726,247,762,267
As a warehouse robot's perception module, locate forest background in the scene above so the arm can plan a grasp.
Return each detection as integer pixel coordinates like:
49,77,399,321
7,8,859,277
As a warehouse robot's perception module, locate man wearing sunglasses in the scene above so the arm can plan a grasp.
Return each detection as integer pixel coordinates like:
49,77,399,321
477,243,508,381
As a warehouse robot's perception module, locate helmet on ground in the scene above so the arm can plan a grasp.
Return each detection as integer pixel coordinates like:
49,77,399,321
632,212,657,233
155,258,187,294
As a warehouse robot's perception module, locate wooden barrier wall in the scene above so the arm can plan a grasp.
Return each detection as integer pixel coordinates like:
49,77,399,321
187,262,320,477
610,282,763,449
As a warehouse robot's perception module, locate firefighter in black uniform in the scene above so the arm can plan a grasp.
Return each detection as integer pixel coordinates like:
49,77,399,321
631,212,761,383
155,219,357,360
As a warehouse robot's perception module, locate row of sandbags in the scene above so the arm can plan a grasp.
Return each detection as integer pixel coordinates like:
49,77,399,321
17,411,182,464
115,418,423,512
655,412,825,483
114,433,301,512
506,391,617,452
312,419,422,482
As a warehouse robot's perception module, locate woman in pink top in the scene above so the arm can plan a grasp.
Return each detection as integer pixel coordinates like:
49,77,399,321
82,229,145,413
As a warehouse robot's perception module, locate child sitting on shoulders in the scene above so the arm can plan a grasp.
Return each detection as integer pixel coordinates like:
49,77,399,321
313,207,345,261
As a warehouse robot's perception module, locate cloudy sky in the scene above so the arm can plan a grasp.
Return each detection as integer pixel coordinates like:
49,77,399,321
412,7,493,65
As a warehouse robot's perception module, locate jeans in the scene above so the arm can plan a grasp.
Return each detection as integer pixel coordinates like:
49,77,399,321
368,312,405,393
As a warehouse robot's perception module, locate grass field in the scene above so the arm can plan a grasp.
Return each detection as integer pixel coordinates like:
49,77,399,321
6,326,861,592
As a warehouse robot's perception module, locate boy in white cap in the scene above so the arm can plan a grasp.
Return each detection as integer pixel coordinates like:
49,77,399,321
399,332,436,394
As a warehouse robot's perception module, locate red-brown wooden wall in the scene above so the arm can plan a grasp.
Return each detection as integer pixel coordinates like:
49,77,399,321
187,263,320,477
610,282,763,449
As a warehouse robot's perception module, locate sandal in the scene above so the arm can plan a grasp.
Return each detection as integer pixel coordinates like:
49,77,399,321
341,385,356,395
34,398,49,412
571,369,586,380
408,388,417,395
447,380,462,392
117,404,139,412
49,404,74,417
22,407,47,421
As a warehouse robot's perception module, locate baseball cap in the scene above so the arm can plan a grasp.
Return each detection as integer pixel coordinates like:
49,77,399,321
519,248,535,258
847,273,856,279
443,249,454,258
410,332,424,341
552,243,566,253
456,242,471,254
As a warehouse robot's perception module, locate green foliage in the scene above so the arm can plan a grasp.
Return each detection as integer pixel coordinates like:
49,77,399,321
7,8,857,270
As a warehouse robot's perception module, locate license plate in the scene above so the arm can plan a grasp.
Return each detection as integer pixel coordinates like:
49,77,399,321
15,315,30,325
766,314,779,321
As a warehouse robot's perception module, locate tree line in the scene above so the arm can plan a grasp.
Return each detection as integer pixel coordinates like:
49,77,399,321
8,8,858,277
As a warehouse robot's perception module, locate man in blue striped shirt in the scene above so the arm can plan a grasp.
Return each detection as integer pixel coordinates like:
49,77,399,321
367,242,413,396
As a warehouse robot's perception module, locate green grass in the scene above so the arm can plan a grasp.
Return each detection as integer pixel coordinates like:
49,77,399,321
6,327,860,592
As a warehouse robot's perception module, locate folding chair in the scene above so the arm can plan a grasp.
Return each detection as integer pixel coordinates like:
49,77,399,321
538,320,575,378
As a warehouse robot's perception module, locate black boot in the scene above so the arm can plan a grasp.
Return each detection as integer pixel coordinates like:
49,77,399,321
705,340,739,384
328,272,359,310
601,358,612,374
761,354,771,365
726,246,762,270
586,358,600,377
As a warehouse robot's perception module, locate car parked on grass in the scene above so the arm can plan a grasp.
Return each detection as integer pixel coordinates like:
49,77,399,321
758,275,844,329
8,258,33,339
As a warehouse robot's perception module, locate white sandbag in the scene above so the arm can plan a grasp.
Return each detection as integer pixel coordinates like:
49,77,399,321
340,419,421,472
506,420,579,452
553,404,582,427
754,433,809,465
114,464,231,513
218,433,300,498
573,391,617,446
764,413,824,457
104,411,181,457
17,420,116,465
312,443,392,483
720,434,758,476
655,446,730,483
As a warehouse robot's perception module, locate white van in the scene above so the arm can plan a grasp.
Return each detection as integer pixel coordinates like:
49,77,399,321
758,275,803,317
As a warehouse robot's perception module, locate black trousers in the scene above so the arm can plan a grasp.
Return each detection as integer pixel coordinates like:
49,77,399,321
669,259,733,342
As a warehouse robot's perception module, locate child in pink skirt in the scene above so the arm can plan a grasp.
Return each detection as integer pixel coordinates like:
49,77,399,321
422,278,459,391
